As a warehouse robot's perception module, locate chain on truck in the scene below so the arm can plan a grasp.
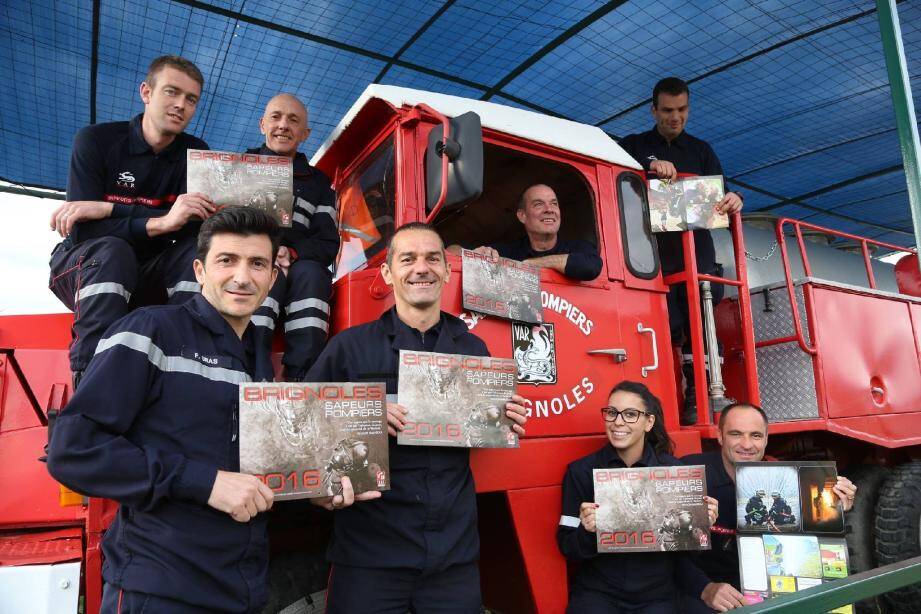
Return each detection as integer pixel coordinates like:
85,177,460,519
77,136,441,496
1,85,920,613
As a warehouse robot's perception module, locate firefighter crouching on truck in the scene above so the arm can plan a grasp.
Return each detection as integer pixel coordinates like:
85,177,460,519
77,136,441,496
619,77,744,425
305,222,529,613
48,55,217,389
47,208,376,613
681,403,858,612
246,93,340,380
448,183,602,281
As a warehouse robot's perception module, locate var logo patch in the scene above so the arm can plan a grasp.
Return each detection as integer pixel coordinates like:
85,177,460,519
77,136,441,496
116,171,135,188
512,322,557,385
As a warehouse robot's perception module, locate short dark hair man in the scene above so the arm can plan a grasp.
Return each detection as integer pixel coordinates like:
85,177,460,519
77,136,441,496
619,77,744,424
450,183,602,281
681,404,857,612
245,93,339,380
47,208,288,612
306,222,528,613
49,55,217,387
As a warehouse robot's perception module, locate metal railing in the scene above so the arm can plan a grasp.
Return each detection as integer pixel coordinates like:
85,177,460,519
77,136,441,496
767,218,918,356
662,211,760,425
739,555,921,612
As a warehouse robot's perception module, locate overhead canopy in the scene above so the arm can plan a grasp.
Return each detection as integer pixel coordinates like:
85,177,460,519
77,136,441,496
1,0,919,249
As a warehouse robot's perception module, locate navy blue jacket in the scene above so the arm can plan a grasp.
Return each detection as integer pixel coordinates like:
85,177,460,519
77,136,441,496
305,308,488,571
619,127,724,274
246,146,339,267
488,237,602,281
557,442,711,603
47,294,274,613
64,113,208,255
682,450,740,587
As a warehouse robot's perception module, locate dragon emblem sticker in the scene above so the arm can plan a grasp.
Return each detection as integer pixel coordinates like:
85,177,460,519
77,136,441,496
512,321,557,385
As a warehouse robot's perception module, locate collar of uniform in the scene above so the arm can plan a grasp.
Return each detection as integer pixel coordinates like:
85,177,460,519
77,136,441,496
600,440,660,468
704,450,734,489
647,125,688,149
185,294,257,365
184,293,250,337
385,306,442,349
518,235,559,258
248,145,311,176
379,307,470,350
128,113,186,161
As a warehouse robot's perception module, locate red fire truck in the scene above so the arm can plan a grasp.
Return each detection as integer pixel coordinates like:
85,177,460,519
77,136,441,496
1,85,919,613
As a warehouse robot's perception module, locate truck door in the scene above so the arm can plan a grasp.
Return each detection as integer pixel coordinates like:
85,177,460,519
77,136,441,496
598,168,678,424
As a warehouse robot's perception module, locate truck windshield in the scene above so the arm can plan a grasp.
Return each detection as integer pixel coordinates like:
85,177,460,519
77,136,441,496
334,137,396,280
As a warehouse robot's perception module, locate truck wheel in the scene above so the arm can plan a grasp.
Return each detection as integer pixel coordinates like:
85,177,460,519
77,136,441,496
845,465,891,614
875,462,921,613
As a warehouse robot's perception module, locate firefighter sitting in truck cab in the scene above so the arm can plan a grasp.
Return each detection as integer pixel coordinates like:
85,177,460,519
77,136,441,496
447,183,602,281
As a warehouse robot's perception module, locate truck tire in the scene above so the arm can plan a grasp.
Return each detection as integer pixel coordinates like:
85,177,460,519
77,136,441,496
845,465,891,614
875,462,921,614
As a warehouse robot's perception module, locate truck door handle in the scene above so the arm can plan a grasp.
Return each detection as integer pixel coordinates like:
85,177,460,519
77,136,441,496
638,322,658,377
587,348,628,363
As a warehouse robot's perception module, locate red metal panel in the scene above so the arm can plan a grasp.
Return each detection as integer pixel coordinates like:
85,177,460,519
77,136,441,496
0,314,72,350
827,414,921,448
911,304,921,360
507,487,568,614
811,287,921,418
1,349,72,432
0,426,83,527
0,527,81,566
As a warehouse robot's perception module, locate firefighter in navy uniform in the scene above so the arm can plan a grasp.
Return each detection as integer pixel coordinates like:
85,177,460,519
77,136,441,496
49,55,217,387
619,77,744,424
246,93,339,380
451,183,602,281
557,381,718,614
680,403,858,612
48,208,283,612
745,491,769,526
306,222,528,613
769,493,796,527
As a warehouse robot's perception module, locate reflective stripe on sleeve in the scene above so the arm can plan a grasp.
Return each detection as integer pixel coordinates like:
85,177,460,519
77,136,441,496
286,298,330,315
94,331,252,385
284,317,329,333
76,282,132,303
166,281,201,298
293,212,311,228
261,296,280,316
250,315,276,330
559,515,581,528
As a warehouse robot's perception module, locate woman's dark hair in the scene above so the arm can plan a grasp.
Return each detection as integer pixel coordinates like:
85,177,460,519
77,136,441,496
610,380,674,456
196,207,281,262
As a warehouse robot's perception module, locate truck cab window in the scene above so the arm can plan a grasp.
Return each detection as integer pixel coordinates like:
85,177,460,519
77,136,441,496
434,144,598,259
334,137,396,279
618,172,659,279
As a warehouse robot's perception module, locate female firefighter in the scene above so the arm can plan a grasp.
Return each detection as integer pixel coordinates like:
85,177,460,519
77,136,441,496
557,381,719,613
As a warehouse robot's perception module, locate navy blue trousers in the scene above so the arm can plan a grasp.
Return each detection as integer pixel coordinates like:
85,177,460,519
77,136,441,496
567,587,678,614
326,562,481,614
100,583,233,613
252,258,332,379
49,236,199,372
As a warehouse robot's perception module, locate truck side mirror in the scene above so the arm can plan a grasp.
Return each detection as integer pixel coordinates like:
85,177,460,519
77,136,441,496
425,111,483,216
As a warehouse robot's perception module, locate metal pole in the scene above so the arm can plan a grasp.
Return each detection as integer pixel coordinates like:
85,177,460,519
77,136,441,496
700,281,732,414
877,0,921,268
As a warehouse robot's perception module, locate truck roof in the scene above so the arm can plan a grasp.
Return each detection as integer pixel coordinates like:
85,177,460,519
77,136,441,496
310,84,642,170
